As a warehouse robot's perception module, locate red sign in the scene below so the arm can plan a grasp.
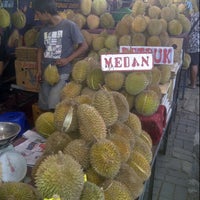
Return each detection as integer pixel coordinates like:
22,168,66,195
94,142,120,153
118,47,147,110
101,53,153,71
119,46,174,65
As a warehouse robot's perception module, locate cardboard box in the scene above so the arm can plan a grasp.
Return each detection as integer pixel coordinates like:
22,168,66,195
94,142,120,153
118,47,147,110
15,60,39,92
15,47,38,62
32,103,45,123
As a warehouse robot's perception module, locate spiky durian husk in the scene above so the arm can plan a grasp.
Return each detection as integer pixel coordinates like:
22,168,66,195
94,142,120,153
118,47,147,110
86,14,100,29
159,18,168,32
104,71,125,91
24,28,38,47
157,65,171,84
100,12,115,29
147,35,162,46
104,34,118,50
167,19,183,36
80,0,92,16
54,100,78,133
182,53,191,69
147,19,163,36
151,66,161,84
135,90,160,116
81,29,93,47
92,36,105,51
85,167,106,186
111,91,129,122
73,94,92,105
159,0,172,8
120,89,136,111
131,15,147,33
132,0,146,16
102,180,132,200
118,34,132,46
115,19,131,37
159,31,170,46
91,0,108,16
90,139,121,178
177,13,191,33
131,32,146,46
133,135,153,163
0,182,42,200
108,134,131,162
148,5,161,19
161,6,176,21
77,104,107,142
35,112,56,138
147,83,162,100
43,131,72,155
11,9,26,29
81,86,96,97
115,163,144,199
80,181,105,200
140,129,153,149
7,29,20,48
124,112,142,136
35,152,84,200
44,64,60,86
86,68,104,90
60,81,82,101
92,89,118,127
72,60,91,83
127,151,151,182
0,8,11,28
109,120,136,148
63,139,90,170
125,72,149,95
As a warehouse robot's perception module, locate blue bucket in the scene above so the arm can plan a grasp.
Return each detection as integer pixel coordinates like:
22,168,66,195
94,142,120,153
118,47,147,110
0,112,30,137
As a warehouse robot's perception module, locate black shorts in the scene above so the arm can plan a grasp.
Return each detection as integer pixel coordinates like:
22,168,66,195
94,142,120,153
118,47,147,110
189,52,199,66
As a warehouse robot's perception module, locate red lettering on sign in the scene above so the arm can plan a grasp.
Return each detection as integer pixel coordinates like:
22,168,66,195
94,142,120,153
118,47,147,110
115,57,122,67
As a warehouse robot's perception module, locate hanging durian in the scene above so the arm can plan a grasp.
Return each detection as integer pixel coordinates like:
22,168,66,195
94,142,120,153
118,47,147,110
44,64,60,86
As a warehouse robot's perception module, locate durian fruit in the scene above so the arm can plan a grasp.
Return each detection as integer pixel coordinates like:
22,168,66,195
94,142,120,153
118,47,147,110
80,0,92,16
63,139,90,170
54,100,78,133
177,14,191,33
85,167,106,186
102,180,132,200
60,81,82,101
100,12,115,29
111,91,129,122
91,0,108,16
74,94,92,105
134,89,160,116
140,129,153,149
86,68,104,90
159,0,172,8
147,83,162,100
81,29,93,47
81,86,96,97
77,104,107,142
71,13,86,29
92,89,118,127
7,29,20,48
157,65,171,84
72,59,91,83
35,152,84,199
182,53,191,69
159,18,168,32
109,120,136,148
160,6,176,21
124,112,142,136
118,34,132,46
127,151,151,182
104,71,125,91
115,163,144,199
125,72,149,95
44,64,60,86
24,28,38,47
133,135,153,163
131,15,147,33
43,131,72,155
35,112,56,138
131,32,146,46
90,139,121,178
120,89,136,110
0,182,42,200
147,19,163,36
147,35,161,46
60,9,75,20
159,31,170,46
80,181,105,200
92,36,106,51
132,0,146,16
108,134,131,162
0,8,11,28
87,14,100,29
151,66,161,84
11,9,26,29
167,19,183,36
104,34,118,50
148,5,161,19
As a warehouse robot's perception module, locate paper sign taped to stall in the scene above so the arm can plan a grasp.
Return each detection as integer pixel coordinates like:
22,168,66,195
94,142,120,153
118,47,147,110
119,46,174,65
100,53,153,71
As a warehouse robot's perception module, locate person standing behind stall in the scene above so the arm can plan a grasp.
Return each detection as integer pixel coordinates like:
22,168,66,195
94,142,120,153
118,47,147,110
32,0,88,111
186,0,199,89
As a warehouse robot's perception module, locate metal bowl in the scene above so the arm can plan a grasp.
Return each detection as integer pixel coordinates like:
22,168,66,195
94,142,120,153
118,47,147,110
0,122,21,148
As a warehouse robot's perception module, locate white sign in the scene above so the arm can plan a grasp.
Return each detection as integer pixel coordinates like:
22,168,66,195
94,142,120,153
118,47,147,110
120,46,174,65
101,53,153,71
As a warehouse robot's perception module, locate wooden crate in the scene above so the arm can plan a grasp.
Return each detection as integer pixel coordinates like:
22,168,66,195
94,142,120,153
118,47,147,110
15,47,38,62
32,103,45,123
15,60,39,92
